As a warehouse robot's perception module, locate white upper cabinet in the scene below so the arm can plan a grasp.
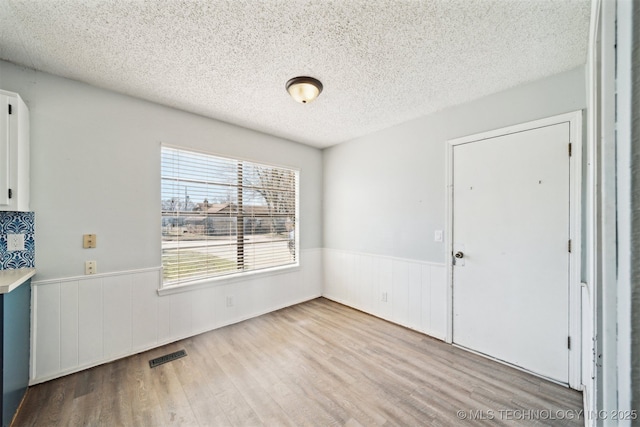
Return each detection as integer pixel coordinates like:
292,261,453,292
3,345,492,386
0,90,29,212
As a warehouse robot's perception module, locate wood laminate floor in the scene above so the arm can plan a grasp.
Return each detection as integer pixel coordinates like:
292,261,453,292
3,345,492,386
12,298,583,426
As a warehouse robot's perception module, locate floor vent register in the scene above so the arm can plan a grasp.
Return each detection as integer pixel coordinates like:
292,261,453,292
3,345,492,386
149,349,187,368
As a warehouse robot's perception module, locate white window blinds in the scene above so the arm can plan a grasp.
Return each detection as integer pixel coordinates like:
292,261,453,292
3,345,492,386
161,146,298,286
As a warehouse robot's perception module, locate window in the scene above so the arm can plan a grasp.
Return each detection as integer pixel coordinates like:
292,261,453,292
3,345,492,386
161,146,298,287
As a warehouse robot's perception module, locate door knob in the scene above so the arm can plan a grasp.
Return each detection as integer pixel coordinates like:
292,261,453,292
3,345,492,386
454,251,464,259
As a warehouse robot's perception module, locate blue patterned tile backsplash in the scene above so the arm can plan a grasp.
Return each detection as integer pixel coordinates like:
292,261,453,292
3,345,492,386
0,211,35,269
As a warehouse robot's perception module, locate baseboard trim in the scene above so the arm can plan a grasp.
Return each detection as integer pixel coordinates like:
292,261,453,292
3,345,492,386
322,295,446,342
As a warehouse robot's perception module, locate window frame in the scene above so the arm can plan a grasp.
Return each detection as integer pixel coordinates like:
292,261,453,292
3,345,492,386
159,144,300,294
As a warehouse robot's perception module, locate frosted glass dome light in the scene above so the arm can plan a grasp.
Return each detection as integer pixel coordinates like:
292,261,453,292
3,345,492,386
286,76,323,104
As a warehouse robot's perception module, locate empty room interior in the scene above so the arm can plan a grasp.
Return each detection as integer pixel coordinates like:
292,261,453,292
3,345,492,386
0,0,638,426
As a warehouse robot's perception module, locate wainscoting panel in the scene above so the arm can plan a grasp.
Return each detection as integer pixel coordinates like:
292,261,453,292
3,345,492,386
131,271,159,353
59,280,79,372
430,265,448,338
103,275,133,360
323,249,447,341
78,278,104,366
33,282,60,379
30,249,323,384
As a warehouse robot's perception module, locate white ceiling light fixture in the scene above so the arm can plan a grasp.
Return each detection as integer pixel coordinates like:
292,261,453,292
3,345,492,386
286,76,323,104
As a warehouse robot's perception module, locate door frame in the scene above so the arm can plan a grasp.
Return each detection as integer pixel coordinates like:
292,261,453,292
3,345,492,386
444,111,583,389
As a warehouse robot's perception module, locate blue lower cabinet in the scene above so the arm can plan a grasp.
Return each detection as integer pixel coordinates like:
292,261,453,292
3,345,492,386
1,280,31,427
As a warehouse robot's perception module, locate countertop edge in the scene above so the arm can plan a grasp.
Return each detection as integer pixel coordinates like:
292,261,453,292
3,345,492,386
0,268,36,294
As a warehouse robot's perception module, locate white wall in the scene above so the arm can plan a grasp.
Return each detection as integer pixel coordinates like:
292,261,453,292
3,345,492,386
323,66,587,341
0,61,323,280
0,60,324,383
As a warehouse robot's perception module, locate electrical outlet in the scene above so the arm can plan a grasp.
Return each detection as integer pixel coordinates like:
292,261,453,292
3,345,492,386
226,296,234,307
7,233,25,251
85,260,97,275
381,292,388,302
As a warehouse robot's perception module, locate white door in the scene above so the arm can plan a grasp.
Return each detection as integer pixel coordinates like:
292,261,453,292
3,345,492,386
452,122,570,383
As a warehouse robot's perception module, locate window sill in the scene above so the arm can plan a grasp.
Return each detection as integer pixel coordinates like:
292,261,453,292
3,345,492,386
156,262,300,296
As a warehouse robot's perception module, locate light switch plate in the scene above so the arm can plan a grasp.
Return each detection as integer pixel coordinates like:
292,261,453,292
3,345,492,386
434,230,444,242
7,233,25,251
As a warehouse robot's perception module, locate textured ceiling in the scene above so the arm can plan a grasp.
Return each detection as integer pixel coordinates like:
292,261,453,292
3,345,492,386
0,0,591,148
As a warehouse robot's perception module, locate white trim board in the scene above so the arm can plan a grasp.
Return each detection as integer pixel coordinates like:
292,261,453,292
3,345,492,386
445,111,583,390
324,247,446,268
31,266,162,286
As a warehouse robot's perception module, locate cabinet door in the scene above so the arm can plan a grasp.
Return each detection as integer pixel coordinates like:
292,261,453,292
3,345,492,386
0,95,10,207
